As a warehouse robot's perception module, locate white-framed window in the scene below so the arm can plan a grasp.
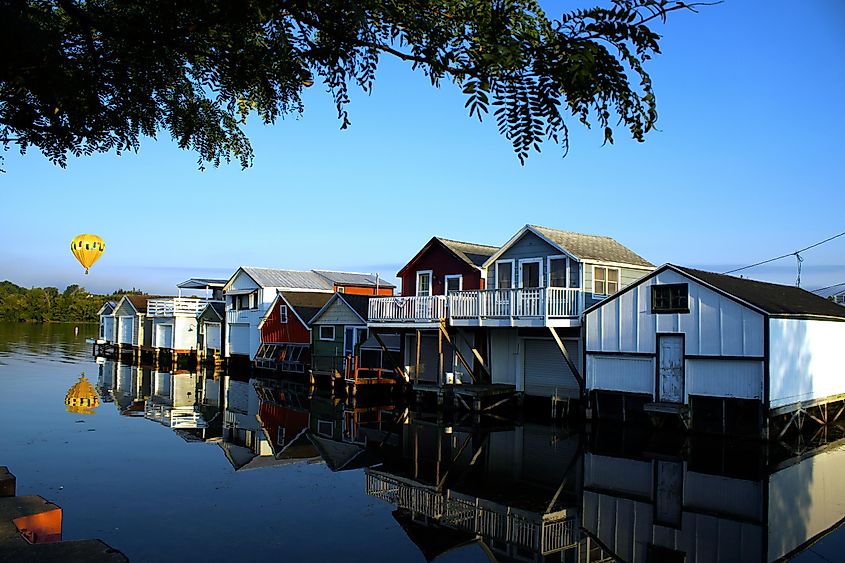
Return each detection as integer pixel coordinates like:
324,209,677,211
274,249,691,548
444,274,462,294
279,304,288,324
319,325,335,341
547,256,568,287
495,260,515,289
518,258,543,288
337,286,345,293
416,270,433,297
593,266,620,296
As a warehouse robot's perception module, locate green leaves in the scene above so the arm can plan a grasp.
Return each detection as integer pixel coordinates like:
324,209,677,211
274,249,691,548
0,0,701,168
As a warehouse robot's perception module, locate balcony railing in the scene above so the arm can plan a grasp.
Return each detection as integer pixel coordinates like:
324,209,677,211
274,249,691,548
226,308,262,325
368,295,448,323
449,288,582,321
147,298,223,317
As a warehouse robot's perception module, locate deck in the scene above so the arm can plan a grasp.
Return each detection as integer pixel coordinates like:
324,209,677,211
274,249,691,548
413,383,519,412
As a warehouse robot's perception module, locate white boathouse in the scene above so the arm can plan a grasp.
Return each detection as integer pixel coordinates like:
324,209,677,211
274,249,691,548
584,264,845,437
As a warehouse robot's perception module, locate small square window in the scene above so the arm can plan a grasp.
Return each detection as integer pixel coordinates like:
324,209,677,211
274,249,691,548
319,325,335,341
651,284,689,313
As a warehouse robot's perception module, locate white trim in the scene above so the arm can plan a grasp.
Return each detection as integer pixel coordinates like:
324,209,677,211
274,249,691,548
518,258,544,288
546,255,569,288
319,325,336,341
416,270,434,297
495,259,516,289
592,265,621,297
482,225,578,268
444,274,463,294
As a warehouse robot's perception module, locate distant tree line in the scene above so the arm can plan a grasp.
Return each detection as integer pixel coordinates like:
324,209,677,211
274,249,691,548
0,281,143,323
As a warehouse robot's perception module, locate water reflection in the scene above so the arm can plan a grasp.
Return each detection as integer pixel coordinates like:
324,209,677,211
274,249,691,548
88,354,845,562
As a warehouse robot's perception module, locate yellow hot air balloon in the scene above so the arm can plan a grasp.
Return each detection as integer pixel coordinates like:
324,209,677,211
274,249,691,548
71,234,105,274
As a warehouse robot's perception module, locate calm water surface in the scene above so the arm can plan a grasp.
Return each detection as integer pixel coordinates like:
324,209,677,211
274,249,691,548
1,322,844,562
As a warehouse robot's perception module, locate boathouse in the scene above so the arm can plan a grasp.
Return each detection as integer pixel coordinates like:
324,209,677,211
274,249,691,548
197,301,225,361
223,267,393,363
111,295,157,358
97,300,116,343
255,291,332,374
367,237,499,396
310,292,402,391
584,264,845,437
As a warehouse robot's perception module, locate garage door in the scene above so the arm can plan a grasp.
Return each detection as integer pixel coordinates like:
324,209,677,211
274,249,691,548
523,339,580,398
156,324,173,349
205,322,222,351
229,323,250,356
119,317,133,344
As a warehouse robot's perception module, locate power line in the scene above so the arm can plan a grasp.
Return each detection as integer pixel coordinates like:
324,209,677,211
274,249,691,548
724,230,845,275
811,281,845,293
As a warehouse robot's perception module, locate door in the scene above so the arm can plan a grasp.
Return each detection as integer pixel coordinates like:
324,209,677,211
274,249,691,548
119,317,133,344
416,271,432,319
523,339,580,398
519,261,542,316
205,322,221,351
658,334,684,403
156,324,173,349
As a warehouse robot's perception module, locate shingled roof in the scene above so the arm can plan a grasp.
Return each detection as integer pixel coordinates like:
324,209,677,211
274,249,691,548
531,225,654,267
676,266,845,320
280,291,333,325
436,238,499,268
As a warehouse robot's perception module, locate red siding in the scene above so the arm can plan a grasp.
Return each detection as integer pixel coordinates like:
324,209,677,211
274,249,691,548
337,285,394,296
260,301,311,344
400,242,484,297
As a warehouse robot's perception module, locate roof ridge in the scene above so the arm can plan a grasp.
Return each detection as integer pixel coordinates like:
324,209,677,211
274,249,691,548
435,236,499,249
529,224,614,240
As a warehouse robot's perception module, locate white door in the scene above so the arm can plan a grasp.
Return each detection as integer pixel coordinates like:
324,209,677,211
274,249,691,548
156,324,173,349
119,317,133,344
416,271,433,319
228,323,250,356
523,339,580,398
658,335,684,403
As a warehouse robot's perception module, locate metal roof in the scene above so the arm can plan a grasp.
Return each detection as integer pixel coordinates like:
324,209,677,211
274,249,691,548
177,278,228,290
313,270,396,289
241,267,334,291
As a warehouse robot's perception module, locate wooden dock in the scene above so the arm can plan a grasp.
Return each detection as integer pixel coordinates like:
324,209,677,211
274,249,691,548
413,383,519,412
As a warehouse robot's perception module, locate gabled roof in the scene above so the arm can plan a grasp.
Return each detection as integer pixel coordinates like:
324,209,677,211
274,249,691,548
309,292,372,325
484,225,654,269
113,294,165,315
97,300,117,316
674,266,845,320
397,236,499,276
260,291,333,328
199,301,225,321
237,267,333,291
314,270,395,289
585,264,845,321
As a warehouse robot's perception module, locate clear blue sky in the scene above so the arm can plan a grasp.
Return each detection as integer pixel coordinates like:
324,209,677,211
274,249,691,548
1,0,843,295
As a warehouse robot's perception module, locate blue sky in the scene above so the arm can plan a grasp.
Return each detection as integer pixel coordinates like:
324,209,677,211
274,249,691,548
1,0,843,295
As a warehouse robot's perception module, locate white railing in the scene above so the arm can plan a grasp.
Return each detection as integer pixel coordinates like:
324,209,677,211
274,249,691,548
147,298,223,317
226,308,262,325
368,295,448,323
364,470,576,555
449,288,582,321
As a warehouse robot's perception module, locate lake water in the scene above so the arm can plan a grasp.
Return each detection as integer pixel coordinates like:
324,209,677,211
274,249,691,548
1,322,844,562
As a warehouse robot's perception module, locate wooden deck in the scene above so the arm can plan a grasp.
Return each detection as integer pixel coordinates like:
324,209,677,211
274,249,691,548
413,383,519,412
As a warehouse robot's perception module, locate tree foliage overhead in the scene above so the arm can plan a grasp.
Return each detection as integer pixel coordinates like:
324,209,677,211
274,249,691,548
0,0,706,168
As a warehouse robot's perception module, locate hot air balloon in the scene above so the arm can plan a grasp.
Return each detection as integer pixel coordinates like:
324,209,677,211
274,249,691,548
71,234,105,274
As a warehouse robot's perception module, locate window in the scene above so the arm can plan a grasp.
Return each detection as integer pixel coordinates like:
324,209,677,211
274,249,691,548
337,286,345,293
496,261,513,289
569,261,581,288
444,275,462,293
416,271,432,297
319,325,335,341
593,266,620,296
549,258,567,287
519,260,542,288
651,284,689,313
279,304,288,323
248,292,258,309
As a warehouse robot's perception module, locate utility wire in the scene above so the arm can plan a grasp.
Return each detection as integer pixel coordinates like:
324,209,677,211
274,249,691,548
811,281,845,293
724,230,845,275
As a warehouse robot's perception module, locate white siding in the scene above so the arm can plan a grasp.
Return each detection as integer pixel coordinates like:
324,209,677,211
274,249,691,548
587,355,654,395
686,359,763,400
586,269,765,357
228,323,251,356
205,322,221,350
769,318,845,409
